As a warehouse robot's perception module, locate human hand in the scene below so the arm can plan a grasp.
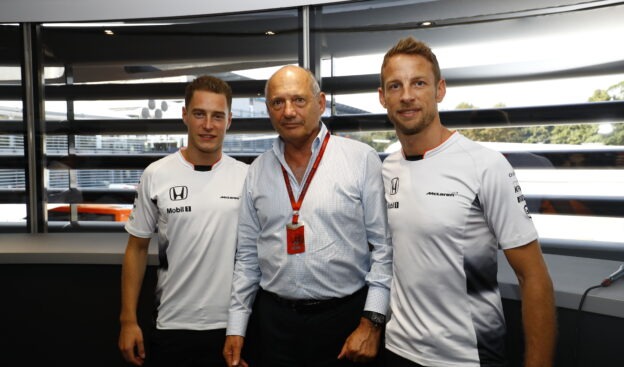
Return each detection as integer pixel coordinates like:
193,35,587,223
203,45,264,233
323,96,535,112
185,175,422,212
337,317,382,363
118,322,145,366
223,335,248,367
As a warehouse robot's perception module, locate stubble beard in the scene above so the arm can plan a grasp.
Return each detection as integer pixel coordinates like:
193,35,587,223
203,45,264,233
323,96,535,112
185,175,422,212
394,113,432,136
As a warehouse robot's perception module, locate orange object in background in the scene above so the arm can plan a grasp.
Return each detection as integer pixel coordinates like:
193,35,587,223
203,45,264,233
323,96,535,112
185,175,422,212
47,204,132,222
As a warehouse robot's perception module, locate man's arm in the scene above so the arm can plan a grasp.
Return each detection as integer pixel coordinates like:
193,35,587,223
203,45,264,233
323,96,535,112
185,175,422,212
224,177,261,367
360,149,393,314
339,149,392,362
504,239,556,367
118,235,151,366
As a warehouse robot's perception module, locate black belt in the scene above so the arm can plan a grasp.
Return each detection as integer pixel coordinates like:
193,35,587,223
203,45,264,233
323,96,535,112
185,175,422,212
261,286,367,313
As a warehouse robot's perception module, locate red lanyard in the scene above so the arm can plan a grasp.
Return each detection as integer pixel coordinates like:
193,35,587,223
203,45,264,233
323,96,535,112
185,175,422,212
280,132,331,225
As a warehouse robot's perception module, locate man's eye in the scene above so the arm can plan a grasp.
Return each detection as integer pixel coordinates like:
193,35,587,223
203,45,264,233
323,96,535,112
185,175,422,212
388,83,400,90
294,98,306,107
193,112,206,118
270,99,284,109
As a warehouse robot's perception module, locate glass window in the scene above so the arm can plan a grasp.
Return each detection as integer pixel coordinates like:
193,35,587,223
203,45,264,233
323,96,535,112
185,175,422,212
0,24,26,231
317,0,624,108
37,9,299,229
41,10,299,85
6,0,624,248
315,0,624,247
52,98,270,120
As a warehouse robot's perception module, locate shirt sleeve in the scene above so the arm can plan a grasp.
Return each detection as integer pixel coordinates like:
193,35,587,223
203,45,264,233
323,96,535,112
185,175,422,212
124,165,158,238
361,149,393,315
227,173,262,336
480,153,538,250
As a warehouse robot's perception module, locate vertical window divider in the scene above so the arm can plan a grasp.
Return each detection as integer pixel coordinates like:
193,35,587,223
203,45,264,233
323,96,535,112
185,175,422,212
64,64,79,225
20,23,47,233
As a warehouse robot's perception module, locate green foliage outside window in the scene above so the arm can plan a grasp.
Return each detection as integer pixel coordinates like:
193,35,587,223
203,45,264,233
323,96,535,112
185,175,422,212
458,81,624,145
338,81,624,151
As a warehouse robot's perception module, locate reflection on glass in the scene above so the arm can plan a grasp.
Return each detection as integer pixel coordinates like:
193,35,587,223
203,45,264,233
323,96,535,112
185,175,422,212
0,100,23,120
317,0,624,112
52,98,270,120
41,9,299,85
0,169,25,189
46,169,142,190
0,134,24,155
0,204,26,223
327,73,624,114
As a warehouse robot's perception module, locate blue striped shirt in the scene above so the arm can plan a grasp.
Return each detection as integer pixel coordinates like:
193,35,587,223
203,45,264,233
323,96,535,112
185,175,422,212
227,122,392,336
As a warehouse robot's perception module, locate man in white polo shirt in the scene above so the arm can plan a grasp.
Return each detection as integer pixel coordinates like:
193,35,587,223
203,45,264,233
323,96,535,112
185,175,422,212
118,75,248,366
378,37,556,367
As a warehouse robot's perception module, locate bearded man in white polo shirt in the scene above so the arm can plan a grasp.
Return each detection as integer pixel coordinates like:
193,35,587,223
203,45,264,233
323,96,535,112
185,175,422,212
378,37,556,367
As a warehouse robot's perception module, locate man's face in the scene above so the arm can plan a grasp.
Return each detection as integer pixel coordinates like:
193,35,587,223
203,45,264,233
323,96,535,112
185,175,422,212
378,54,445,136
182,90,231,157
265,67,326,145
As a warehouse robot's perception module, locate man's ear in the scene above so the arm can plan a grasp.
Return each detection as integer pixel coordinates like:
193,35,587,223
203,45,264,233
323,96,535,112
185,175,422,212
318,91,327,113
436,79,446,103
182,106,189,127
378,87,387,108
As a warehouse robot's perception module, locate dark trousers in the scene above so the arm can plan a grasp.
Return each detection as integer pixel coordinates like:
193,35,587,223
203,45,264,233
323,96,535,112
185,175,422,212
253,287,382,367
384,349,425,367
146,328,227,367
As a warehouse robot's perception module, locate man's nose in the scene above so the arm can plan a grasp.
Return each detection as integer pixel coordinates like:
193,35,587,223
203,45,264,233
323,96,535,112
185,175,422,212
202,117,214,129
283,100,297,117
400,87,415,103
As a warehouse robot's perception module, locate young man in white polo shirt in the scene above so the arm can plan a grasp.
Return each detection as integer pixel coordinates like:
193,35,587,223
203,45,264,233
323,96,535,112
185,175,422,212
378,37,556,367
119,76,248,366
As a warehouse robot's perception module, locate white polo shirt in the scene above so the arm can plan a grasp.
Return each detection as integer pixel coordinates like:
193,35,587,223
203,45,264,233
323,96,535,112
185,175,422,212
126,150,248,330
382,133,537,367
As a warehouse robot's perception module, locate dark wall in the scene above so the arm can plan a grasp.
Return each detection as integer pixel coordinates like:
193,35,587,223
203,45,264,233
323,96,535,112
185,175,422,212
1,264,156,367
503,299,624,367
1,264,623,367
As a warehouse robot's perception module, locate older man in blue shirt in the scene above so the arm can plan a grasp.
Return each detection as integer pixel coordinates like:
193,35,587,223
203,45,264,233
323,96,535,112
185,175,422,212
223,65,392,367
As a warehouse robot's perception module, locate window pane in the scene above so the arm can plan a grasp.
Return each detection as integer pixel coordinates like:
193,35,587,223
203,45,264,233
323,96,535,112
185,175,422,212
317,0,624,108
53,98,271,120
0,24,26,232
329,75,624,113
38,9,299,229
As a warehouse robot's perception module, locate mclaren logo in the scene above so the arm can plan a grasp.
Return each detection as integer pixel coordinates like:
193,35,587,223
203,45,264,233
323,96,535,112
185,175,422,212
426,191,458,197
390,177,399,195
169,186,188,201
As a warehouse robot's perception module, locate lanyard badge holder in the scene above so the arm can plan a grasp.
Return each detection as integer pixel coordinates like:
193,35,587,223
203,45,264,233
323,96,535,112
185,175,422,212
286,212,305,255
281,133,330,255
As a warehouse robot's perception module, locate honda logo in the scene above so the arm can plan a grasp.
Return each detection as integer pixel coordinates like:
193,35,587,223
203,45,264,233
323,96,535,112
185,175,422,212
390,177,399,195
169,186,188,201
